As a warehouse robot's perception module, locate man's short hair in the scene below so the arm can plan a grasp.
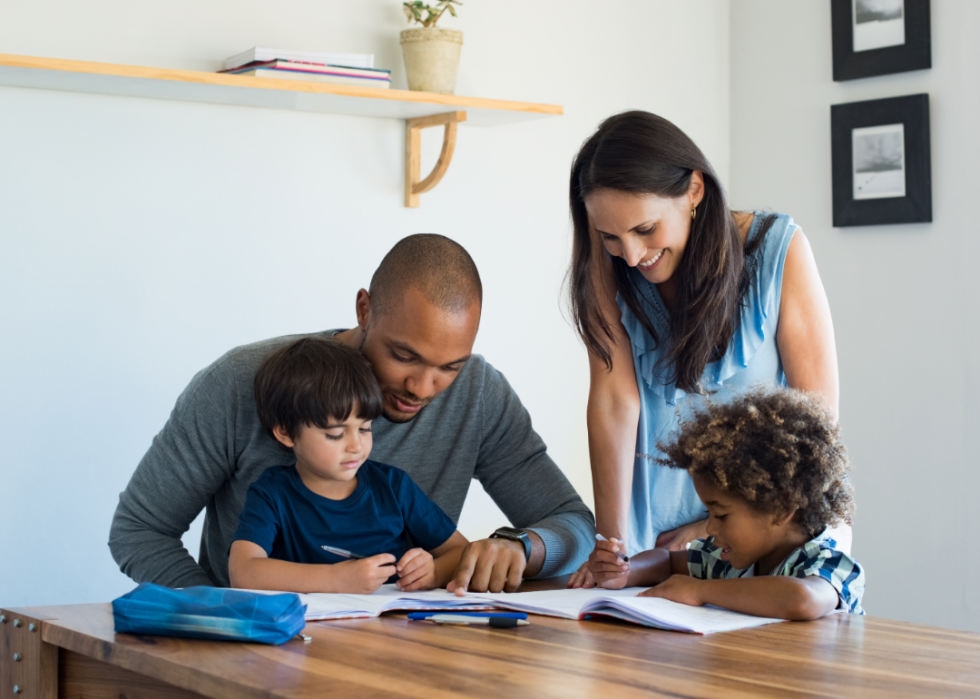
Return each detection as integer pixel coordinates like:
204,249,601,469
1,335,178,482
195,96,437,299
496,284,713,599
254,337,383,443
368,234,482,318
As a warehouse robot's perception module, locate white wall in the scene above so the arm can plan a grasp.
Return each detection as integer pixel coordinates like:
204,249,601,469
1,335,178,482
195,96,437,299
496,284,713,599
729,2,980,632
0,0,732,606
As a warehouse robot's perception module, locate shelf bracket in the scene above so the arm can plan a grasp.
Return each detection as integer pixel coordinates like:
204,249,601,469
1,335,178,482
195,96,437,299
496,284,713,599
405,110,467,208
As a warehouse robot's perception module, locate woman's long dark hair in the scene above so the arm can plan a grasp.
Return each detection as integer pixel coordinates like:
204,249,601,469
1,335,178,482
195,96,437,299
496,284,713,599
569,111,771,393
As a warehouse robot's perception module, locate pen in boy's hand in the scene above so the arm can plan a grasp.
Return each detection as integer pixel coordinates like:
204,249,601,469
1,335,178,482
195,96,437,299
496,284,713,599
595,533,629,562
321,545,366,560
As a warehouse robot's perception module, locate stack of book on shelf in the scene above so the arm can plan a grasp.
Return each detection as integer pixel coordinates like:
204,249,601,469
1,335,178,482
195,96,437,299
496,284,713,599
220,47,390,89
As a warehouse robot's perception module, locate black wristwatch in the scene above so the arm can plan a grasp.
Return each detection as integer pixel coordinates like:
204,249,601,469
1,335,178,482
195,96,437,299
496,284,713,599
490,527,531,562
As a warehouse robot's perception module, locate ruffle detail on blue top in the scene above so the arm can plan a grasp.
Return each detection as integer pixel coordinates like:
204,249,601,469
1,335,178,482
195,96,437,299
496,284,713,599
617,286,678,403
616,213,798,405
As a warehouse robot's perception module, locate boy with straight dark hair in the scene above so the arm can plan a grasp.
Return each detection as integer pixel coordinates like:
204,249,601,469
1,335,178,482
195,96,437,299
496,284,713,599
229,337,469,594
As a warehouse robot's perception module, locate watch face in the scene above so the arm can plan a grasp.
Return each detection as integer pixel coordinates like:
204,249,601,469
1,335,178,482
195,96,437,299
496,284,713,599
494,527,524,539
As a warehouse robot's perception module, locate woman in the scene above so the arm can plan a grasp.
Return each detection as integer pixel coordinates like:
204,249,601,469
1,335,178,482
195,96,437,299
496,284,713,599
567,111,844,588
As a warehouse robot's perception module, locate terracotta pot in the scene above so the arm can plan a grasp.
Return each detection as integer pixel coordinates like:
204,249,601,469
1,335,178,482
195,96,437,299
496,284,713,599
399,27,463,94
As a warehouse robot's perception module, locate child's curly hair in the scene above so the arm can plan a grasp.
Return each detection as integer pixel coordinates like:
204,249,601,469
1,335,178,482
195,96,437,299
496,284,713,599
658,386,853,537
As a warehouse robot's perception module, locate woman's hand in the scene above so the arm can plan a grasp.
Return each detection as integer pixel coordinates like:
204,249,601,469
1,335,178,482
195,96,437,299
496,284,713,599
568,538,630,589
567,561,597,588
655,519,707,551
638,574,704,606
588,538,630,589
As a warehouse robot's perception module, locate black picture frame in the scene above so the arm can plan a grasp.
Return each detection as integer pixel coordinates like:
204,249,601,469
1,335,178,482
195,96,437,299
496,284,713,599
832,0,931,81
831,94,931,227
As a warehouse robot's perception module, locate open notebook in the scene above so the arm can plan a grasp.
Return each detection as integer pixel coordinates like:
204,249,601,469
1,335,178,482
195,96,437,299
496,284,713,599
476,587,784,634
252,585,783,634
260,586,496,620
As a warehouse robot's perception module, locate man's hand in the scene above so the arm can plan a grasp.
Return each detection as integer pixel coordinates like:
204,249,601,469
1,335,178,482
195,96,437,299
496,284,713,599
638,574,704,606
655,519,708,551
331,554,397,594
446,538,526,595
395,548,435,592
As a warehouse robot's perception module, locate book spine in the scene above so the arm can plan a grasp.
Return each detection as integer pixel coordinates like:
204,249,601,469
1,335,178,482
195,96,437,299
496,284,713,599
221,64,390,80
263,68,390,82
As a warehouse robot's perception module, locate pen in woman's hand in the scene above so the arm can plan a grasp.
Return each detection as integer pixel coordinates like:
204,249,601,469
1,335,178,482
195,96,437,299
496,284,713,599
595,533,629,562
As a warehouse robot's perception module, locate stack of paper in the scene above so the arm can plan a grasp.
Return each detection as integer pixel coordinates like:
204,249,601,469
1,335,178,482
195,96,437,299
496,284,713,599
224,47,375,71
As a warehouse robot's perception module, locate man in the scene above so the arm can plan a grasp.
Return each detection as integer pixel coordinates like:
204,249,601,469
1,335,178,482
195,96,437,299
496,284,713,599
109,234,594,592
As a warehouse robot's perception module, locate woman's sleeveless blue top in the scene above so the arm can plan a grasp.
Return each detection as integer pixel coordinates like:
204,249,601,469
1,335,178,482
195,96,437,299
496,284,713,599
617,212,798,552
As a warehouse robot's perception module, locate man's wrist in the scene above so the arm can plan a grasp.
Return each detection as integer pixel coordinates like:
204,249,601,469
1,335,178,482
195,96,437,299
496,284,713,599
489,527,531,562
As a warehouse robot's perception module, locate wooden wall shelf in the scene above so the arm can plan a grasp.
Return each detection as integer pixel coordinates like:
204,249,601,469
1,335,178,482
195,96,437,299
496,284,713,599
0,54,563,206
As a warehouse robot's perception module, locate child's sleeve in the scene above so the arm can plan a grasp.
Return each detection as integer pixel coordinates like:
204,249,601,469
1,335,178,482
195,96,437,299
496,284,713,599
392,470,458,551
686,538,737,579
230,483,280,555
790,545,866,615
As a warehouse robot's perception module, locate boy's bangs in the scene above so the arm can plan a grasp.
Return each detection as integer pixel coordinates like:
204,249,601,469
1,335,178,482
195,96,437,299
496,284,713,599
305,372,384,426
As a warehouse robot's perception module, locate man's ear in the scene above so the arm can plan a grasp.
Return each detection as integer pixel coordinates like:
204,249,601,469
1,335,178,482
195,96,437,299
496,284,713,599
272,425,296,449
354,288,372,331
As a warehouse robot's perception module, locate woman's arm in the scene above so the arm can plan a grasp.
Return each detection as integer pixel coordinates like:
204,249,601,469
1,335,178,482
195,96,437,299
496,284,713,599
776,230,840,418
640,574,840,621
568,264,640,589
587,266,642,546
228,540,397,594
774,230,852,550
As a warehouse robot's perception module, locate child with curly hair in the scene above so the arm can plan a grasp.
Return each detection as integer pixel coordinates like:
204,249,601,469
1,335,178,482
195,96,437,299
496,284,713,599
589,386,865,619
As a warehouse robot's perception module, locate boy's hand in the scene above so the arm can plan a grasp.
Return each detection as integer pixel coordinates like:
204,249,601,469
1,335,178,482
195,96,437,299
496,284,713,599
332,554,397,594
395,548,435,591
638,574,704,606
588,538,630,589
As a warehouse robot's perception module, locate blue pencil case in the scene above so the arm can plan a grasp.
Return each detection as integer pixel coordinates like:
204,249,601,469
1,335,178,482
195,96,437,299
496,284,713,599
112,583,307,645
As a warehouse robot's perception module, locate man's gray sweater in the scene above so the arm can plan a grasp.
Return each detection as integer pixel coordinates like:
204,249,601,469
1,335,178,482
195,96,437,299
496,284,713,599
109,330,595,587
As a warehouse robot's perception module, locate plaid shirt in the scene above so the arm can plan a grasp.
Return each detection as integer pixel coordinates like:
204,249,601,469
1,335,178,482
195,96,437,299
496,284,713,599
687,530,866,614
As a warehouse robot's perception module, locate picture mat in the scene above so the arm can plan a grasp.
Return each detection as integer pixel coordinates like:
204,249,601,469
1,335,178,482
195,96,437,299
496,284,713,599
830,93,931,226
853,0,905,52
852,123,906,200
831,0,930,82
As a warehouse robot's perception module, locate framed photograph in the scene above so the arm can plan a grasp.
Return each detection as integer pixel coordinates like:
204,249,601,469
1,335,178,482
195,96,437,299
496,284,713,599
831,94,931,227
832,0,931,81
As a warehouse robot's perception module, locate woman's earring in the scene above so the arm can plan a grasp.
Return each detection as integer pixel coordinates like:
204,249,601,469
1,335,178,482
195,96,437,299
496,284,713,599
691,206,697,220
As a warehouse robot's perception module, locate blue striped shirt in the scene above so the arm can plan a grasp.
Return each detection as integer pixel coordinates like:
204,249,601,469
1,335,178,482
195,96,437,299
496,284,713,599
687,531,866,614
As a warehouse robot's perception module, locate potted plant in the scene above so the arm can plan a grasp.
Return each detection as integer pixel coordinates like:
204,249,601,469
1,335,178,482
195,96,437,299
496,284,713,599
400,1,463,94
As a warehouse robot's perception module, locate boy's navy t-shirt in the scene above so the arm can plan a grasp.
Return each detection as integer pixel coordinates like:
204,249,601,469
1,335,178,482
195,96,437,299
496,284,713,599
231,461,457,565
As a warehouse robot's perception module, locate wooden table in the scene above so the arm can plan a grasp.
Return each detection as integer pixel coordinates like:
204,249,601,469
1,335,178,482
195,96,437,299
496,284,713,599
3,580,980,699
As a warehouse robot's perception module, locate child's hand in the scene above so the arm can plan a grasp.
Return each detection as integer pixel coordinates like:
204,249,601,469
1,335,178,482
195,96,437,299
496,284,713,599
588,537,630,589
332,554,397,594
638,574,704,606
395,548,435,591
